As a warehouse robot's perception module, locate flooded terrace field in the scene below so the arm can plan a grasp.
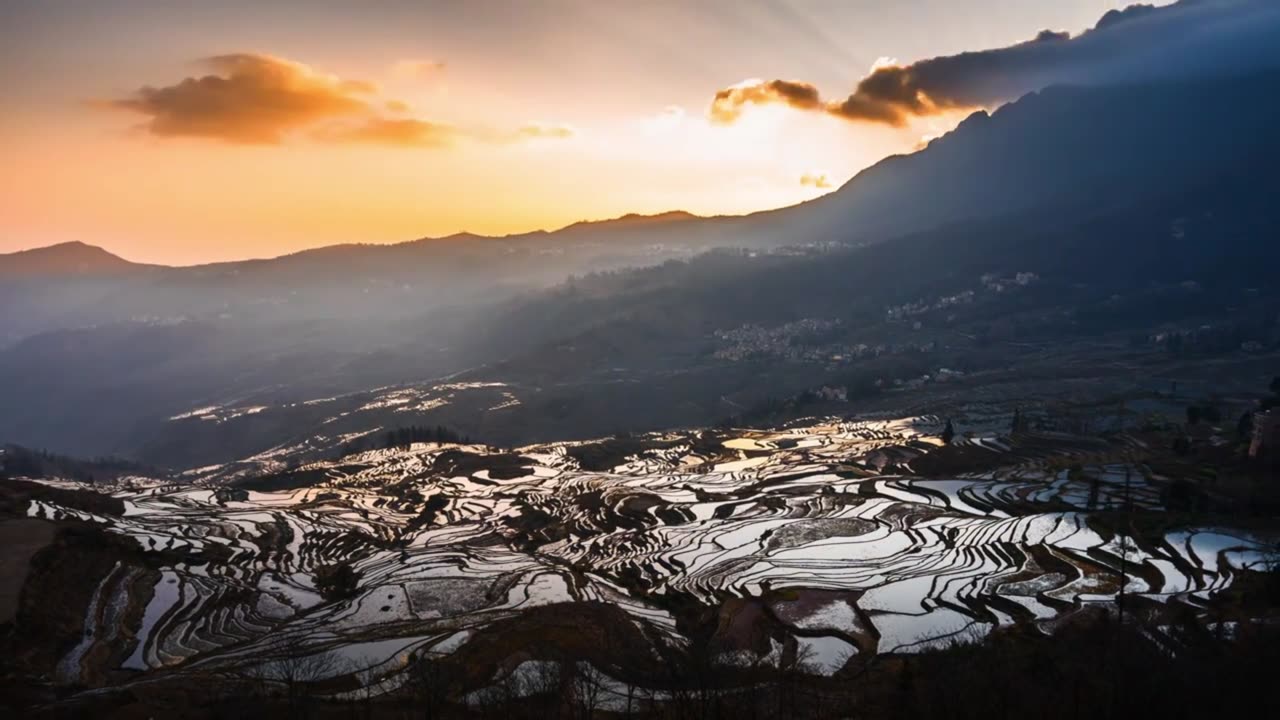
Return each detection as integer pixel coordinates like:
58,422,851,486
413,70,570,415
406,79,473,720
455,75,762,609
19,416,1275,700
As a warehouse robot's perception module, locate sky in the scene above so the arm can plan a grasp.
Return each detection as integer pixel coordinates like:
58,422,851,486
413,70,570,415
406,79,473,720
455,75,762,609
0,0,1171,264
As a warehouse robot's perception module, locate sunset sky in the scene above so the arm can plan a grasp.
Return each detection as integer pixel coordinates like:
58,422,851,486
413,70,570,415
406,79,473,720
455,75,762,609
1,1,1166,264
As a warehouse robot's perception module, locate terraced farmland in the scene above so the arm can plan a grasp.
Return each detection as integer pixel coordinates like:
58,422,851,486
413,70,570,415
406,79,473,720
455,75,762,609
19,416,1273,700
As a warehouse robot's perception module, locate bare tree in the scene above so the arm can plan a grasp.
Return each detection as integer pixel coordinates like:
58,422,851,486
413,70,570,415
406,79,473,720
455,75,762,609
250,635,344,720
350,663,379,720
774,641,818,718
405,649,456,720
526,660,566,718
571,661,608,720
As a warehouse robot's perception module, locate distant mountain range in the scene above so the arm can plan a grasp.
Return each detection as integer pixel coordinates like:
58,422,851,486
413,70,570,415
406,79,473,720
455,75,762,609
7,70,1275,337
3,70,1279,465
1,210,712,280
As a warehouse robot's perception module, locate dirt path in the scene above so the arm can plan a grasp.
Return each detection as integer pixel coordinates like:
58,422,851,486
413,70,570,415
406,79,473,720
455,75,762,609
0,518,58,623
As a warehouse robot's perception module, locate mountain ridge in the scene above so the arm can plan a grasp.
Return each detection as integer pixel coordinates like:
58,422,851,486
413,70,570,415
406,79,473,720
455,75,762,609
7,71,1280,279
5,71,1280,462
1,210,718,271
0,241,148,277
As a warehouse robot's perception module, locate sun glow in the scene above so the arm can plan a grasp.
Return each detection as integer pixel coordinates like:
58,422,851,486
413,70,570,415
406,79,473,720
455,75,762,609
2,0,1106,264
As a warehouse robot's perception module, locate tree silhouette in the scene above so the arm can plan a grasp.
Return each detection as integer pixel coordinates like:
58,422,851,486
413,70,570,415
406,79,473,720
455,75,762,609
314,562,361,602
1238,410,1255,442
404,650,457,720
384,425,468,449
941,419,956,445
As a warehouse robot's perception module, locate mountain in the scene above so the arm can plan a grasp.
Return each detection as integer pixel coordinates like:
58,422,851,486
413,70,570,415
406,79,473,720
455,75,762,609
130,72,1280,466
779,71,1280,244
3,71,1280,465
556,209,702,232
0,212,746,352
6,71,1280,344
11,65,1274,345
451,72,1280,379
0,241,145,277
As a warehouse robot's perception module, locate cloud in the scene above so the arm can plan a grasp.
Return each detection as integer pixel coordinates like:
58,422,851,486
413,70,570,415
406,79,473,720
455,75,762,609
311,119,573,149
100,53,573,149
459,123,576,145
710,79,823,124
800,172,832,189
313,117,463,148
101,54,376,143
516,124,575,140
391,59,447,80
638,105,688,136
710,0,1280,127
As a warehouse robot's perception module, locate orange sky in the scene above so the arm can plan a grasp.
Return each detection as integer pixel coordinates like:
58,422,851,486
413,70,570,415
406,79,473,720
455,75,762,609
0,1,1143,265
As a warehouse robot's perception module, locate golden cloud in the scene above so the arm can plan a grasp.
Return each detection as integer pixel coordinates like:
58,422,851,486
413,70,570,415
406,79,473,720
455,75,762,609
709,67,976,129
102,53,375,144
312,118,463,148
100,53,572,149
710,79,822,124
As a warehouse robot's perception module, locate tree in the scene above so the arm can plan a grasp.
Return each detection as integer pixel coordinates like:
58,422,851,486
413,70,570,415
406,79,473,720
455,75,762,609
1163,479,1199,513
1172,435,1192,456
315,562,361,602
405,650,457,720
1087,476,1101,511
1238,410,1256,442
249,636,343,720
941,419,956,445
379,424,470,451
570,662,608,720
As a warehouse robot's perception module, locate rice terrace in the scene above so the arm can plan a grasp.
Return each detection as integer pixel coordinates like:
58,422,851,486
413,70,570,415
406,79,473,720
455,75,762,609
7,408,1278,716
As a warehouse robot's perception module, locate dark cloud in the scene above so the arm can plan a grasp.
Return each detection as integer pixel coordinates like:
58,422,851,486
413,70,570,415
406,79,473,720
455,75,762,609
711,0,1280,127
1034,29,1071,42
710,79,823,123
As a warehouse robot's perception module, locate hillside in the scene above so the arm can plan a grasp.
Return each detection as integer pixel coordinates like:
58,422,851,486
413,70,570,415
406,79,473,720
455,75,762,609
3,73,1280,465
10,71,1279,348
0,241,145,277
793,73,1280,243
